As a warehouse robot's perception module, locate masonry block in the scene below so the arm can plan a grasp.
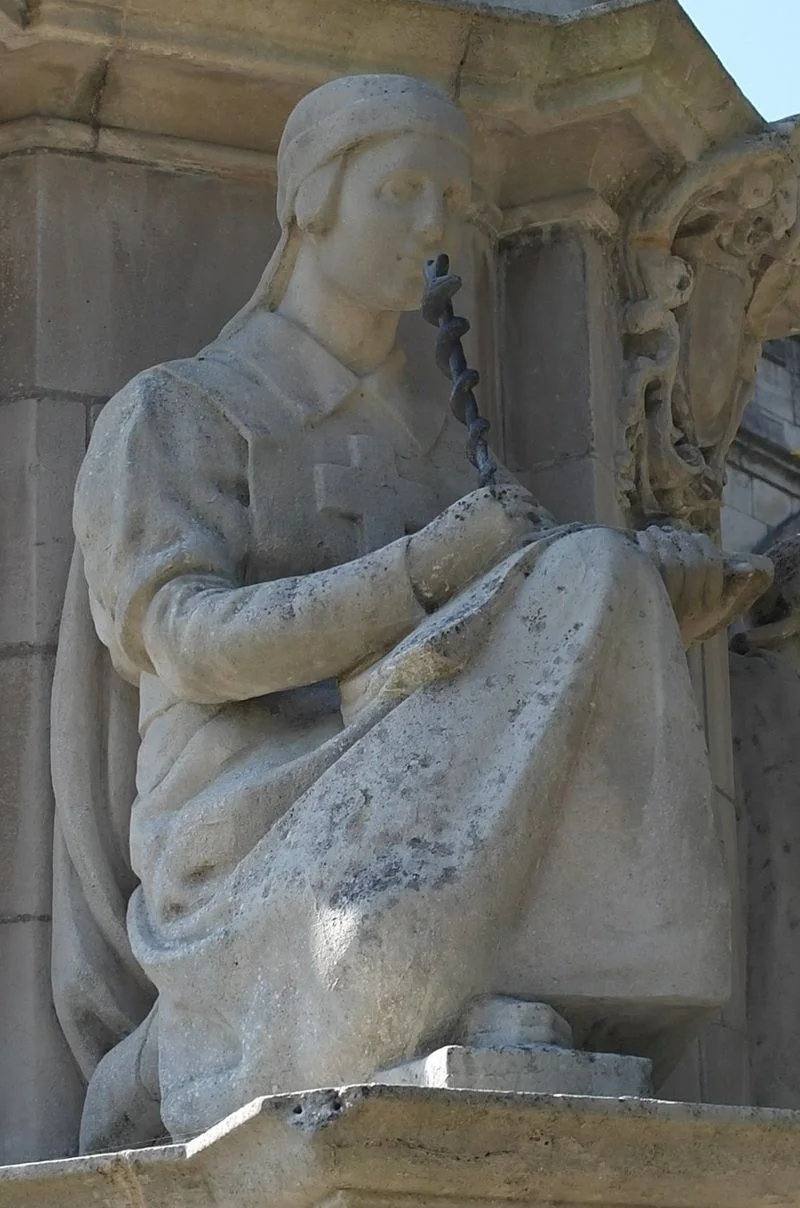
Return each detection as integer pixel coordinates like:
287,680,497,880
0,399,87,649
0,650,58,921
0,916,84,1163
0,154,280,400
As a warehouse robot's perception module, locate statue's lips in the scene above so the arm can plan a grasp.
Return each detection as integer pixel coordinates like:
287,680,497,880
394,254,429,274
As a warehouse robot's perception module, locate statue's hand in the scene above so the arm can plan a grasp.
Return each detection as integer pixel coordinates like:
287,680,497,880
635,526,773,648
407,484,543,609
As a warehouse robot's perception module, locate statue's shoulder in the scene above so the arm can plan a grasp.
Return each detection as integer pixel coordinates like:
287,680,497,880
93,339,290,450
92,356,239,429
94,308,342,449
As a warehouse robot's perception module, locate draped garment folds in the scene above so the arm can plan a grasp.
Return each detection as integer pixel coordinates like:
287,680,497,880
52,310,731,1145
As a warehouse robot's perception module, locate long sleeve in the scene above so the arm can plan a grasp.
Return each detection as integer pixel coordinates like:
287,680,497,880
143,540,425,704
75,363,425,704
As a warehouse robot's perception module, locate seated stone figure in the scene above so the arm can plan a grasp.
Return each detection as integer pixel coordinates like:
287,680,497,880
51,74,768,1152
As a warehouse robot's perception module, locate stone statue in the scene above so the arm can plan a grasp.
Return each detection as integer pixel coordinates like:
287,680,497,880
51,74,771,1152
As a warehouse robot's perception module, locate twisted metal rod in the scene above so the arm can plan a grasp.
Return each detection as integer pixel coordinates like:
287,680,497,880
422,252,497,489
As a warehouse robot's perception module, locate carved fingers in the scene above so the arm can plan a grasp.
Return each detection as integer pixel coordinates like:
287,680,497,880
635,525,773,647
406,485,546,609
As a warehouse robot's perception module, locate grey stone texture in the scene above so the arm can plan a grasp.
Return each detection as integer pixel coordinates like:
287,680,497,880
722,339,800,553
0,0,798,1170
498,228,622,526
0,651,84,1164
729,540,800,1110
0,154,275,400
57,75,751,1149
0,396,88,1160
0,399,86,648
0,150,281,1161
731,645,800,1109
2,1086,800,1208
374,1044,654,1096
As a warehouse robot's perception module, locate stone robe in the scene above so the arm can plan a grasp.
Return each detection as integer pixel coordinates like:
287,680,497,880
57,311,731,1143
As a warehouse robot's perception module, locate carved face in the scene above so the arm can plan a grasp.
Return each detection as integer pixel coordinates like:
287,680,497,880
307,132,472,312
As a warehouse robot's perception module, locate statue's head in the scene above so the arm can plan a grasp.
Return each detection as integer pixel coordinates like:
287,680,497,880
222,75,473,334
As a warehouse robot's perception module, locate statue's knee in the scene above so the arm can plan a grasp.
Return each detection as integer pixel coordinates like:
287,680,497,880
552,527,662,608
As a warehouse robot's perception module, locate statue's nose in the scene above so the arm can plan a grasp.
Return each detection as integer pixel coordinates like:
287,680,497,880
415,186,446,247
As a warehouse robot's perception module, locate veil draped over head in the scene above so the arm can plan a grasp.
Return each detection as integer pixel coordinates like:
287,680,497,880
218,73,471,338
50,71,471,1120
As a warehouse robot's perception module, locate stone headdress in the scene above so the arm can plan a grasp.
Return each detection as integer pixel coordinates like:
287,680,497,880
219,73,472,337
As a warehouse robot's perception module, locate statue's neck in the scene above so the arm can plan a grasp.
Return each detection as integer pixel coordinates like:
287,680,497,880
277,244,401,377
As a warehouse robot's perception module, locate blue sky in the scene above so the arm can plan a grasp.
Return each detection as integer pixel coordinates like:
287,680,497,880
679,0,800,122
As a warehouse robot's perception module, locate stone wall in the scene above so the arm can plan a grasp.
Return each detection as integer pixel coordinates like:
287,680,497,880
722,337,800,1108
0,151,282,1162
722,338,800,553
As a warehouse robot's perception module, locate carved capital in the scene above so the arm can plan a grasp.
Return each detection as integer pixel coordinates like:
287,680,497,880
619,123,800,530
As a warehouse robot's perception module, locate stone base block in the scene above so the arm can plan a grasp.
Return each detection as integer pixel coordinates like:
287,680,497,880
372,1043,653,1097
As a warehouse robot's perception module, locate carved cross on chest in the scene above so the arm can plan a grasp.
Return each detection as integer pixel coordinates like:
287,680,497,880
314,434,438,553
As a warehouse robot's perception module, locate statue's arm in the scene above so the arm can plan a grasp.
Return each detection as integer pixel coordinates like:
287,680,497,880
75,369,428,705
76,371,543,705
141,479,549,703
141,543,426,704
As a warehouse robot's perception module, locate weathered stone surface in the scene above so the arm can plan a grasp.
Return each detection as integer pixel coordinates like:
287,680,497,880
498,227,622,525
0,154,277,400
722,505,771,553
0,651,57,919
523,452,620,525
0,916,83,1165
0,0,764,188
4,1087,800,1208
50,73,769,1155
0,0,796,1167
374,1044,653,1097
730,540,800,1109
0,399,86,648
732,642,800,1108
0,650,85,1162
619,125,800,531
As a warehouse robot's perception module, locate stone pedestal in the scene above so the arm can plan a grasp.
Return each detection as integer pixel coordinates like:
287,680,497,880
2,1087,800,1208
374,1045,653,1097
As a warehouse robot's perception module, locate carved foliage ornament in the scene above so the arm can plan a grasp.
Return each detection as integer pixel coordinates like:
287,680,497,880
620,123,800,531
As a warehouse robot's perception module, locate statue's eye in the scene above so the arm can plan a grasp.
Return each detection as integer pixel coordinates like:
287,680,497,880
445,184,470,217
379,173,425,202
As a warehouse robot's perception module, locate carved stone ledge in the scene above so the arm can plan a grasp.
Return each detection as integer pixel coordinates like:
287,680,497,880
2,1086,800,1208
619,123,800,531
0,0,766,215
0,116,279,181
501,189,620,239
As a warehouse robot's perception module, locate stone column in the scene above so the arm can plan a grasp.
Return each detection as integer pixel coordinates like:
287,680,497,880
495,197,624,527
665,634,751,1105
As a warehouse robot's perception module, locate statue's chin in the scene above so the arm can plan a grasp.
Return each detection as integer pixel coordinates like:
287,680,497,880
361,287,425,315
395,281,427,313
381,267,428,314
